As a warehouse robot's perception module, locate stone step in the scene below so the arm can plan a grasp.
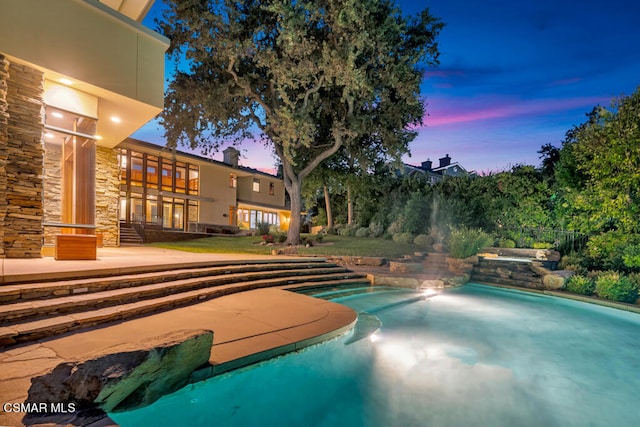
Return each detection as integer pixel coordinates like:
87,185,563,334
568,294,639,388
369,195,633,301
0,267,357,323
0,261,337,303
119,227,143,244
0,275,370,346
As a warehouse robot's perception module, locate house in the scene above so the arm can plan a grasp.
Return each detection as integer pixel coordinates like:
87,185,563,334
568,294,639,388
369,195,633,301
403,154,470,183
117,140,291,234
0,0,168,257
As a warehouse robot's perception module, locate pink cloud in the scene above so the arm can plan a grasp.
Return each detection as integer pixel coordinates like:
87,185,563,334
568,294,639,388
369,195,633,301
424,70,465,78
421,95,608,128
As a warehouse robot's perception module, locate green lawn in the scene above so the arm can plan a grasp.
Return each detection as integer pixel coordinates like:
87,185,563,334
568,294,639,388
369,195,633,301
150,234,418,258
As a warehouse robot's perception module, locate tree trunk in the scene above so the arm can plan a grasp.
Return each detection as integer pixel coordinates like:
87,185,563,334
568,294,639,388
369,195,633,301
347,184,354,225
284,172,303,245
323,185,333,228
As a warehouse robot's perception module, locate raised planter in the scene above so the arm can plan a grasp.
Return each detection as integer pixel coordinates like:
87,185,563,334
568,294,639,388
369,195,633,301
55,234,97,260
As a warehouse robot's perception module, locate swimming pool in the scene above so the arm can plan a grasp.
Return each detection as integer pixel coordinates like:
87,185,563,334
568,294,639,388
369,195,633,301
111,284,640,427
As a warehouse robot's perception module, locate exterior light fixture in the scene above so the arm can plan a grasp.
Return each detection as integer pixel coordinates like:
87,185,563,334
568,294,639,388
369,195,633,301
111,116,122,123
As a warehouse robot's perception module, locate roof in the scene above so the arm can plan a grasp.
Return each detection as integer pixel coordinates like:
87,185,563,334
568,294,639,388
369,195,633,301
118,138,282,180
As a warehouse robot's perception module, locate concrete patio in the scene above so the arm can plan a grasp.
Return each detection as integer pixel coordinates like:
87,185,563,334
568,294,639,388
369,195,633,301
0,247,358,426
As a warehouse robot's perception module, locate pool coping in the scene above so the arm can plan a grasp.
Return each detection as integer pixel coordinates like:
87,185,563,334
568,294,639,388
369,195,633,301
472,280,640,315
0,288,358,427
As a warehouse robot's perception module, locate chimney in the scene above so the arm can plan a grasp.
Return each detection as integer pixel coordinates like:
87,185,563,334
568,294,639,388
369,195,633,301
439,154,451,168
421,159,433,171
223,147,239,168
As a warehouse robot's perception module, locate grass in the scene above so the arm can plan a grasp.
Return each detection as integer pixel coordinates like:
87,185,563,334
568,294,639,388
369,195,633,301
150,234,419,258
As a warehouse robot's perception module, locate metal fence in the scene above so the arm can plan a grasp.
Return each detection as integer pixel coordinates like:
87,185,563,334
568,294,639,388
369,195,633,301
499,227,590,253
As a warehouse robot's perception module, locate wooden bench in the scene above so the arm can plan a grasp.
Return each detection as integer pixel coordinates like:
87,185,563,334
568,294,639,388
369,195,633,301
55,234,97,260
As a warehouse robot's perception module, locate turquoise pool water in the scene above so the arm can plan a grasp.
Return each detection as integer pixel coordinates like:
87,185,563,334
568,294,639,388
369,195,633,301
111,284,640,427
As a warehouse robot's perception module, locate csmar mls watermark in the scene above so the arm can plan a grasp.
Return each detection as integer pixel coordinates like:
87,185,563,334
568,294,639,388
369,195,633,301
2,402,77,414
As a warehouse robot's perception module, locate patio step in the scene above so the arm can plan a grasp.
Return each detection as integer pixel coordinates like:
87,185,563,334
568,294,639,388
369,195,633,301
0,261,340,302
0,260,370,346
119,225,143,245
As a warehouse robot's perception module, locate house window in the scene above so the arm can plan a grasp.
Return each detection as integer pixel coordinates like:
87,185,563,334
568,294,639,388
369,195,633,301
130,152,143,187
44,105,97,230
119,149,127,185
146,195,158,224
161,159,173,191
229,173,237,188
189,165,199,195
162,197,184,230
269,182,275,195
253,178,260,192
175,162,186,193
130,193,143,222
188,200,199,222
146,155,159,189
119,193,127,221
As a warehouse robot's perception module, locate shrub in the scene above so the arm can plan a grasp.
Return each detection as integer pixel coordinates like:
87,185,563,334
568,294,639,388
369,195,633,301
368,222,385,238
275,232,287,243
413,234,433,247
314,233,323,243
392,232,414,244
325,226,338,235
255,222,271,235
564,274,595,295
338,225,355,236
520,236,535,248
627,272,640,289
387,217,405,235
559,252,588,275
533,242,554,249
497,238,516,248
355,227,370,238
447,227,493,259
595,271,638,303
622,244,640,269
586,231,640,271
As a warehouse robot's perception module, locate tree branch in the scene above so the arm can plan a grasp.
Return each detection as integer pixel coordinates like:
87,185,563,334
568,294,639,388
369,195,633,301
299,134,344,180
227,57,274,118
302,75,325,111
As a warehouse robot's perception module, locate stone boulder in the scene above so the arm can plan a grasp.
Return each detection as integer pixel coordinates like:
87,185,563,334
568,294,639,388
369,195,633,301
26,329,213,415
543,270,575,290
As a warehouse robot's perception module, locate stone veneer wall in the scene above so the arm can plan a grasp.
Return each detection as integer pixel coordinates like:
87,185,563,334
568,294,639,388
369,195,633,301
0,55,9,258
42,142,62,246
1,58,44,258
96,146,120,246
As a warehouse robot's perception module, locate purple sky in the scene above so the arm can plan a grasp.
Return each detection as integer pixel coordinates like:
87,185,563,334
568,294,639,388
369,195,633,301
133,0,640,174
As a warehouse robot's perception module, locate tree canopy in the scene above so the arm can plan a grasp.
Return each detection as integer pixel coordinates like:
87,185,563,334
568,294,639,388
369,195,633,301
158,0,443,242
553,88,640,233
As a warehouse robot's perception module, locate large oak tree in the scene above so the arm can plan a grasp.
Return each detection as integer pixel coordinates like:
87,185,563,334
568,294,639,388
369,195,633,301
159,0,443,243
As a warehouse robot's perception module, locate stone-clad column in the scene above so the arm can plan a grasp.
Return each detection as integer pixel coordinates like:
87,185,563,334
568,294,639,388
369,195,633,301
4,61,44,258
0,54,9,258
96,146,120,247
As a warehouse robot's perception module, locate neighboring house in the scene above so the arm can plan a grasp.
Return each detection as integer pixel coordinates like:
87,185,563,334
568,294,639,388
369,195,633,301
118,140,291,233
403,154,470,183
0,0,168,258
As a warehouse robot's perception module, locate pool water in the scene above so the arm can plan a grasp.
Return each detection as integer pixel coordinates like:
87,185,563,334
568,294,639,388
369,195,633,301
111,284,640,427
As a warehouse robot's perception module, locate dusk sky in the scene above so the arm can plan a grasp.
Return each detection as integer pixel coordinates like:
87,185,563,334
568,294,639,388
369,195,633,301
133,0,640,174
